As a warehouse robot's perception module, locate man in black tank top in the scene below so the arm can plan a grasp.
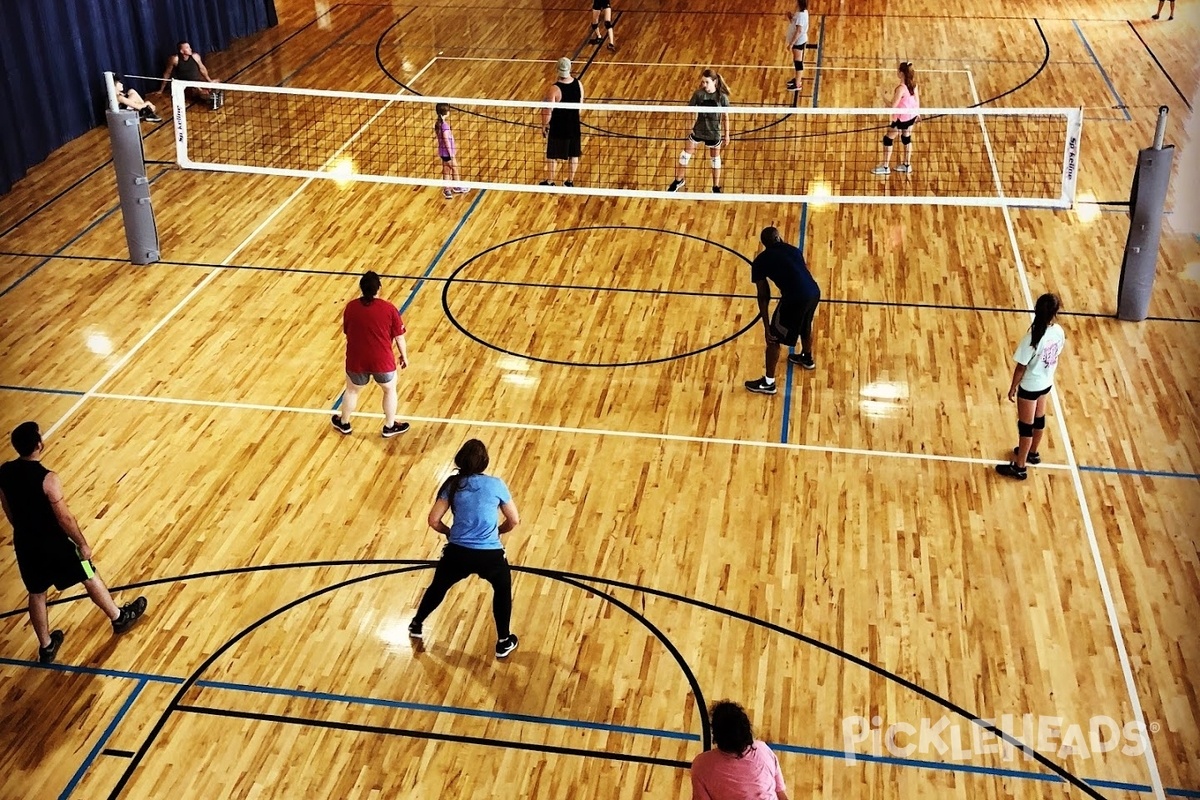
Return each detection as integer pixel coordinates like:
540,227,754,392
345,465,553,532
157,40,219,107
539,58,584,187
0,422,147,663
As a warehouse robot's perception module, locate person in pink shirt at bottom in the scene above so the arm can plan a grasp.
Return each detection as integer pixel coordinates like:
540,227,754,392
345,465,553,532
691,701,789,800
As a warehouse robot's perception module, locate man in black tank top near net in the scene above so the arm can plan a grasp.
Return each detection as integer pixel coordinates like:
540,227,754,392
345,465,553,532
0,422,146,664
157,40,219,107
540,58,584,187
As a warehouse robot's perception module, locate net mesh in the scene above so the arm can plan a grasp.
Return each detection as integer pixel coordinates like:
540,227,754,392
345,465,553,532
172,80,1082,207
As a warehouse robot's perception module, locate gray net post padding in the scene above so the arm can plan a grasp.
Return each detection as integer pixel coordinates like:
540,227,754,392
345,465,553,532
1116,106,1174,322
106,109,160,265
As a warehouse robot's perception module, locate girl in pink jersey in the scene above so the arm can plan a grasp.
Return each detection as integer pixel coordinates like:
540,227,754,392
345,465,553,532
691,702,789,800
872,62,919,175
435,103,467,199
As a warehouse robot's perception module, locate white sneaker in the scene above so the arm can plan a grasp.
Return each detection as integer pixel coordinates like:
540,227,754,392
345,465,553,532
895,163,912,173
871,165,891,175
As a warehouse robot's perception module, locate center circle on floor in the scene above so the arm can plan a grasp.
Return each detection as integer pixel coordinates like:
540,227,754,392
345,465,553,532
441,225,757,368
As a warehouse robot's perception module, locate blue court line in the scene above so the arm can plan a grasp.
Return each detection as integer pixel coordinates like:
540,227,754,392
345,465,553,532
1078,465,1200,481
334,189,487,412
779,15,825,444
2,655,1196,796
0,656,183,684
0,383,85,396
60,678,147,799
195,678,698,741
1072,20,1131,122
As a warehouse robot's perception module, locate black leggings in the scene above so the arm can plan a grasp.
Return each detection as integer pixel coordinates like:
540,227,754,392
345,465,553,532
414,543,513,638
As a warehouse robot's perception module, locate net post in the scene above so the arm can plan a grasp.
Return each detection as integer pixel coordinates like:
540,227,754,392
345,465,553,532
105,107,160,265
1116,106,1174,321
104,71,119,113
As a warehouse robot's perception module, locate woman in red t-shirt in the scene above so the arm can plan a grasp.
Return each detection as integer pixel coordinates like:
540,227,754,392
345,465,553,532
331,271,410,438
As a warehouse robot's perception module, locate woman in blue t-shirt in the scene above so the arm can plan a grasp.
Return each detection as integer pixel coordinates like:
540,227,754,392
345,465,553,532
409,439,521,658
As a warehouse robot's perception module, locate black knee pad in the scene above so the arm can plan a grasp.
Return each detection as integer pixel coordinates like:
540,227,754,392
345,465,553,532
883,135,894,147
1033,415,1046,430
901,134,912,145
1018,420,1034,438
793,60,804,71
605,20,614,28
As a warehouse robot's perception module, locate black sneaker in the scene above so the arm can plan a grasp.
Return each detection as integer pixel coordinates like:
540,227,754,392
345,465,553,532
786,79,798,91
744,377,777,395
995,462,1028,481
606,42,617,52
38,630,65,664
589,36,603,44
1013,447,1041,465
788,352,816,370
331,415,352,435
382,422,410,438
408,620,424,639
667,179,684,192
495,634,519,658
563,180,575,187
112,597,147,634
712,186,722,193
538,180,555,186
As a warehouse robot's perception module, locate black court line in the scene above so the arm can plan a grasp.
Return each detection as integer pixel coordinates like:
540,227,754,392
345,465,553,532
0,4,345,242
2,557,1104,800
1126,21,1191,111
176,705,691,769
106,566,426,798
0,168,169,299
575,11,622,83
107,563,706,797
0,247,1195,324
102,749,136,759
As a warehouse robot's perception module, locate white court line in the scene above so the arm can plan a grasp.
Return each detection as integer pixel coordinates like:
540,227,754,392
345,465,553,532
87,390,1074,471
45,58,438,441
435,55,970,73
967,70,1167,800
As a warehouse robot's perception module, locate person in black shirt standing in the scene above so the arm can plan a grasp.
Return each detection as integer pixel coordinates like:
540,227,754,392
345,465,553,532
540,58,584,187
0,422,147,664
745,226,821,395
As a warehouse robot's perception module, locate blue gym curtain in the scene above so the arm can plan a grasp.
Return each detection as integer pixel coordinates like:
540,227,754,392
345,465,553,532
0,0,277,195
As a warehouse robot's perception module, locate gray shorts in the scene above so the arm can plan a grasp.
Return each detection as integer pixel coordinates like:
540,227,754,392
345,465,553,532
347,371,396,386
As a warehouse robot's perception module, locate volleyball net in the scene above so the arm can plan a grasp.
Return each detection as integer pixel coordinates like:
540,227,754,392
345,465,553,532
171,79,1083,208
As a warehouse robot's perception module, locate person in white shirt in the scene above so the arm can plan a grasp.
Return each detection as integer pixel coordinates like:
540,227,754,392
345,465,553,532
784,0,809,93
997,293,1065,480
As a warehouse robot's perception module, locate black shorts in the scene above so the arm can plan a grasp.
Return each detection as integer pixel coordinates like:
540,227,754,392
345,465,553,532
440,155,453,162
689,133,723,148
592,0,611,9
1017,385,1052,401
889,117,917,132
547,135,582,160
16,537,95,594
770,295,820,347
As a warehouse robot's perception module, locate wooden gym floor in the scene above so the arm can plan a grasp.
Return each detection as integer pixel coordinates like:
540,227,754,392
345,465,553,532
0,0,1197,798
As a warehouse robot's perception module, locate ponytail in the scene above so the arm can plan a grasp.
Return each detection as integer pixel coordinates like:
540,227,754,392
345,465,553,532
1029,293,1061,349
899,61,916,94
438,438,491,506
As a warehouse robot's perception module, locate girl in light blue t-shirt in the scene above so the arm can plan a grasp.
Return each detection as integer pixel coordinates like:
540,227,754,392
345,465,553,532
409,439,521,658
997,293,1065,480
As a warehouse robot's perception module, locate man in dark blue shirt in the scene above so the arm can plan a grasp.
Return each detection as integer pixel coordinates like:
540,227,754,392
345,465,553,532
745,226,821,394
